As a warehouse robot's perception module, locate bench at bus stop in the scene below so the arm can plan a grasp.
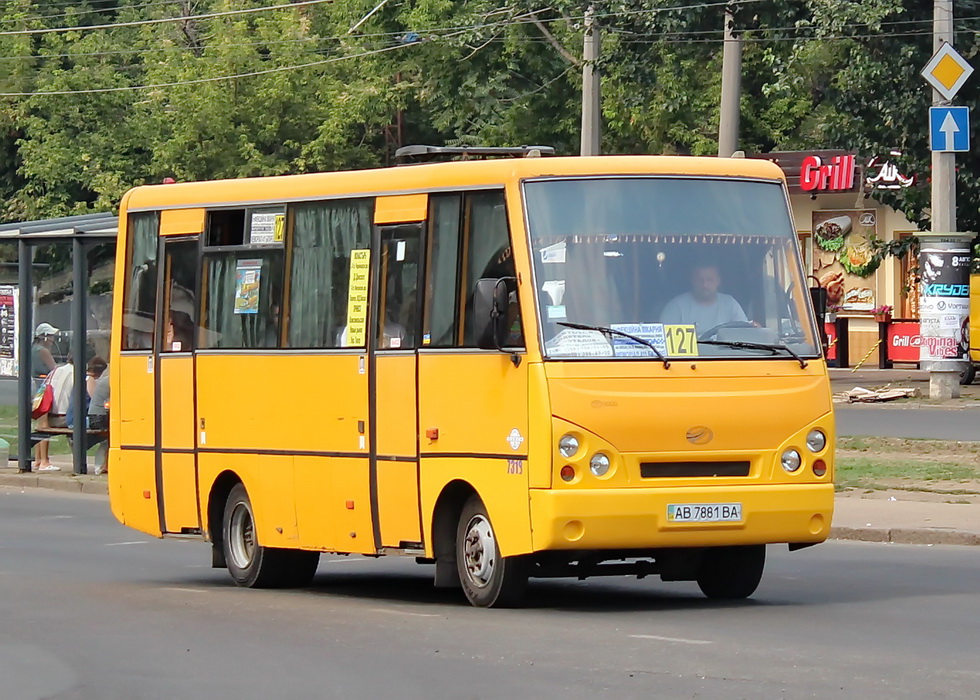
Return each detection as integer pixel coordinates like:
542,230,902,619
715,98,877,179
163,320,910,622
29,427,109,472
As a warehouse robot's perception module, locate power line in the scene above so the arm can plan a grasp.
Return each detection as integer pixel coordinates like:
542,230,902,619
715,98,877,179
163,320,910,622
0,0,333,36
0,41,415,96
0,0,188,27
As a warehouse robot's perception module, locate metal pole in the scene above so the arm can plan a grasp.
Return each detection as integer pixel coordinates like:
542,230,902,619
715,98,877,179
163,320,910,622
580,4,601,156
931,0,955,234
927,0,959,399
717,1,741,157
17,239,32,472
71,238,88,474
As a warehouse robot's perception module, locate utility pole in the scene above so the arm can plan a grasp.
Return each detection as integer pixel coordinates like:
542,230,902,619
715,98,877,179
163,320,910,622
931,0,955,233
580,4,601,156
717,1,741,158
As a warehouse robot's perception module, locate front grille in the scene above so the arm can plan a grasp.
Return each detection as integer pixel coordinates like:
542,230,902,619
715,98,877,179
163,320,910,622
640,461,751,478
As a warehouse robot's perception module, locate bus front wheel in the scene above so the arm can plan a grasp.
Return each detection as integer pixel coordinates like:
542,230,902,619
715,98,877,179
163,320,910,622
696,545,766,600
455,496,528,608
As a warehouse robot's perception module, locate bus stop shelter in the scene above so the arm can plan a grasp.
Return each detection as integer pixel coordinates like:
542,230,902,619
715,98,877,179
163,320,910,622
0,213,118,474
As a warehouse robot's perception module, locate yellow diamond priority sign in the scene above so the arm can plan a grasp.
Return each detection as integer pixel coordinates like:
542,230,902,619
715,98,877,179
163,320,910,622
922,42,974,101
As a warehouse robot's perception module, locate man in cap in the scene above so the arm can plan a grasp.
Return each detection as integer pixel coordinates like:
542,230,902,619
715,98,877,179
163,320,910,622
31,323,60,471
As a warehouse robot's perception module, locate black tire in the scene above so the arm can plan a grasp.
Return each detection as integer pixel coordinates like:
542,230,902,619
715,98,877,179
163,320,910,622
696,545,766,600
282,550,321,588
959,364,976,386
455,495,528,608
222,483,296,589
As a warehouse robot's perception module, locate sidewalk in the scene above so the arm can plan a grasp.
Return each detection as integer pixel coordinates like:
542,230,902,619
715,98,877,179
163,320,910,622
832,491,980,546
2,457,978,546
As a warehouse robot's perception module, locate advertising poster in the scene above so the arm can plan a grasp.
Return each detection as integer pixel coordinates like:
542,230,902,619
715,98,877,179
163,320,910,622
812,210,879,312
345,249,370,346
0,284,18,377
234,259,262,315
917,236,971,365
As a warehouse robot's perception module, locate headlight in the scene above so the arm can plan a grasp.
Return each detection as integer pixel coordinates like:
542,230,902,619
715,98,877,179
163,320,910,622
806,429,827,453
589,453,610,477
558,434,580,458
781,449,802,473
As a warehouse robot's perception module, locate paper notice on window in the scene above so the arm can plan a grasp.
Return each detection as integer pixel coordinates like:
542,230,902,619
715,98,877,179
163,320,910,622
610,323,668,357
545,328,613,357
249,211,284,245
234,259,262,315
345,249,371,346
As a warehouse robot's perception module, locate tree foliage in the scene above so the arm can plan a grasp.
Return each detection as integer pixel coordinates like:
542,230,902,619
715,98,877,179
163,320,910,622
1,1,978,232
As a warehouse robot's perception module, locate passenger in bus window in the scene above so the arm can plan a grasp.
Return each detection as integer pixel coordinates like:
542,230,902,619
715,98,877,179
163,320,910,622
660,262,747,331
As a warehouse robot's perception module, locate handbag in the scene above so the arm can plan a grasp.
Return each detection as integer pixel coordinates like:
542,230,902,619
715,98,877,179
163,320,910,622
31,377,54,419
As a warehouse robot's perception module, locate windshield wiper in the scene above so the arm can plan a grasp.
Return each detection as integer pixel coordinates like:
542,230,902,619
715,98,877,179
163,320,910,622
699,340,808,369
557,322,670,368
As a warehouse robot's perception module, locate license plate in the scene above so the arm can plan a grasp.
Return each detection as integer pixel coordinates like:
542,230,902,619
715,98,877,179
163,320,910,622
667,503,742,523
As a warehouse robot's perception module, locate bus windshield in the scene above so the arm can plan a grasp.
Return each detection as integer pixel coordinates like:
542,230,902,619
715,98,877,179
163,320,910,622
524,177,819,361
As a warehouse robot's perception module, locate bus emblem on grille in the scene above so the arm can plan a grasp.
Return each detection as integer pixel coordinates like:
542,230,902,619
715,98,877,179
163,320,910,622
686,426,713,445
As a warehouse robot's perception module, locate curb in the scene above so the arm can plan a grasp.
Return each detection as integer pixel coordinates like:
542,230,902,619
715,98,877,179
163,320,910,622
0,473,108,496
831,526,980,546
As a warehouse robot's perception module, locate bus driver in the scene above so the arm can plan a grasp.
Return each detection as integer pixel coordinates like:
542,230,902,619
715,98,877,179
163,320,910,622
660,262,747,332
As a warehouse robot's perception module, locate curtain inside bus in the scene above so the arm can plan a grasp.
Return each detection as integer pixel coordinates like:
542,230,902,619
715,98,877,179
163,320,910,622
287,199,372,348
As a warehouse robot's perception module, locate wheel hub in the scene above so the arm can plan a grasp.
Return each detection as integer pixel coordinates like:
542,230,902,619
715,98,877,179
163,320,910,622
462,514,496,588
229,502,255,569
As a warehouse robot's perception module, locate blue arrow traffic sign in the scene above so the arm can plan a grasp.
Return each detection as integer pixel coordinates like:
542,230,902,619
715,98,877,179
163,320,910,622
930,106,970,152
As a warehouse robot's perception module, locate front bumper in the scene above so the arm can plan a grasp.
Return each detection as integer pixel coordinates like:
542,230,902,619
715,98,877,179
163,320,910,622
529,483,834,551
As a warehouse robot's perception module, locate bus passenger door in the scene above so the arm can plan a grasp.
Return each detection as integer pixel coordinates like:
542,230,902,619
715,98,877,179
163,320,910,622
155,237,201,534
371,223,424,549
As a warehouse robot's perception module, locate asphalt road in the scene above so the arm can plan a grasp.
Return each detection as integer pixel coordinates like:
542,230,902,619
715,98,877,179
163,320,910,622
835,405,980,440
2,488,979,699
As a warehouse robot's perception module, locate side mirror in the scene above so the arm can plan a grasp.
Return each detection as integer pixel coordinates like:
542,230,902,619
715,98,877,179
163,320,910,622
474,278,510,349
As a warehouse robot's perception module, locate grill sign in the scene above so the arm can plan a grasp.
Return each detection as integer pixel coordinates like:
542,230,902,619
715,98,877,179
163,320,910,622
800,154,857,192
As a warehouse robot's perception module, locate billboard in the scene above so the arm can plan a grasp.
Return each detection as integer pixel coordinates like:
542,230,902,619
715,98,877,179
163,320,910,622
813,210,879,312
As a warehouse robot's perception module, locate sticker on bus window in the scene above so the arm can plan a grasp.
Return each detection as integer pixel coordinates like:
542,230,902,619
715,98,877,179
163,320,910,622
234,259,262,315
345,249,371,346
249,211,284,246
547,305,566,320
610,323,667,358
664,324,699,356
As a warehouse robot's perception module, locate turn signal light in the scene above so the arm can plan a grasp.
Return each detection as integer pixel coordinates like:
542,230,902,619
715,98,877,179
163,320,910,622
560,465,575,482
812,460,827,477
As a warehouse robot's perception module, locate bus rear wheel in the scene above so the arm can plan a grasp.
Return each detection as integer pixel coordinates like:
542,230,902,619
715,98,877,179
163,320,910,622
222,483,318,588
455,496,528,608
696,545,766,600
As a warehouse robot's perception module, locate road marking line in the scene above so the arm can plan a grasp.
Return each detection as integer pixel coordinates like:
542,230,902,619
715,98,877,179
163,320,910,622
104,541,149,546
324,558,362,564
162,587,208,594
629,634,712,645
370,607,439,618
35,515,74,520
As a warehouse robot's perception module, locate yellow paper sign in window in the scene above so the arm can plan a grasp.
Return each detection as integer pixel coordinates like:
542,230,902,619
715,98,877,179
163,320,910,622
273,214,285,243
345,249,371,346
664,324,698,356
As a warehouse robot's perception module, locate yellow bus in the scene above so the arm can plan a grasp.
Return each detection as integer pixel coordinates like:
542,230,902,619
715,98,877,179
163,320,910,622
109,149,834,607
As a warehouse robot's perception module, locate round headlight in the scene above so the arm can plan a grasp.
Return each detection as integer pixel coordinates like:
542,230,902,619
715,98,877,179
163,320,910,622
558,434,580,458
806,429,827,453
589,453,611,477
781,449,802,473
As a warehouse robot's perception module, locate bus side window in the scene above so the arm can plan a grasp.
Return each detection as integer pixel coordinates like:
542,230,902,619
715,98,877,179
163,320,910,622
121,212,160,351
423,191,523,349
460,192,521,347
199,208,286,350
285,199,373,349
423,195,462,347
